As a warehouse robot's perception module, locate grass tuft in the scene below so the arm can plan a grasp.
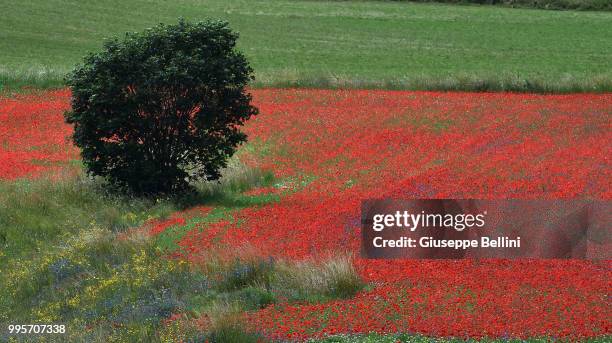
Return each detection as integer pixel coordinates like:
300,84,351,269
216,258,276,292
275,255,365,302
200,253,366,305
206,303,263,343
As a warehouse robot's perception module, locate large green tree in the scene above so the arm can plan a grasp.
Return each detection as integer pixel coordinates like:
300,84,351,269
65,19,258,194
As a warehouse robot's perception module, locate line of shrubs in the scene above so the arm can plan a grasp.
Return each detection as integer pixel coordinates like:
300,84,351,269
383,0,611,11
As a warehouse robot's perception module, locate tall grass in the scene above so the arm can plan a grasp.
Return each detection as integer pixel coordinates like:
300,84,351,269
197,253,365,304
4,71,612,94
0,67,67,90
0,174,176,264
196,254,365,341
274,255,365,302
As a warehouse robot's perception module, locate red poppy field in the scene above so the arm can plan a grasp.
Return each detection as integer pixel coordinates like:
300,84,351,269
1,89,611,341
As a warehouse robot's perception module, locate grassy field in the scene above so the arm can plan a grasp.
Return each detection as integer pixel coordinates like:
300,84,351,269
0,161,364,342
1,1,611,341
1,0,611,92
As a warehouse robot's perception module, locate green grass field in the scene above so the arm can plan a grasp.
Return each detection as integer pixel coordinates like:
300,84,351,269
1,1,611,341
1,0,611,92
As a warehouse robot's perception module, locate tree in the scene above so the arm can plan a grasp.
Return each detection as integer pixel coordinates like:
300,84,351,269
65,19,258,194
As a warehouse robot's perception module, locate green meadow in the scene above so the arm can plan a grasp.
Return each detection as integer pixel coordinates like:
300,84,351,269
1,0,611,92
1,1,611,341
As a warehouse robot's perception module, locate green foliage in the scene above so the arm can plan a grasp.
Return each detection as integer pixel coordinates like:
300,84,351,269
222,286,277,310
234,286,277,310
65,19,258,194
216,258,276,292
206,322,263,343
387,0,612,11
